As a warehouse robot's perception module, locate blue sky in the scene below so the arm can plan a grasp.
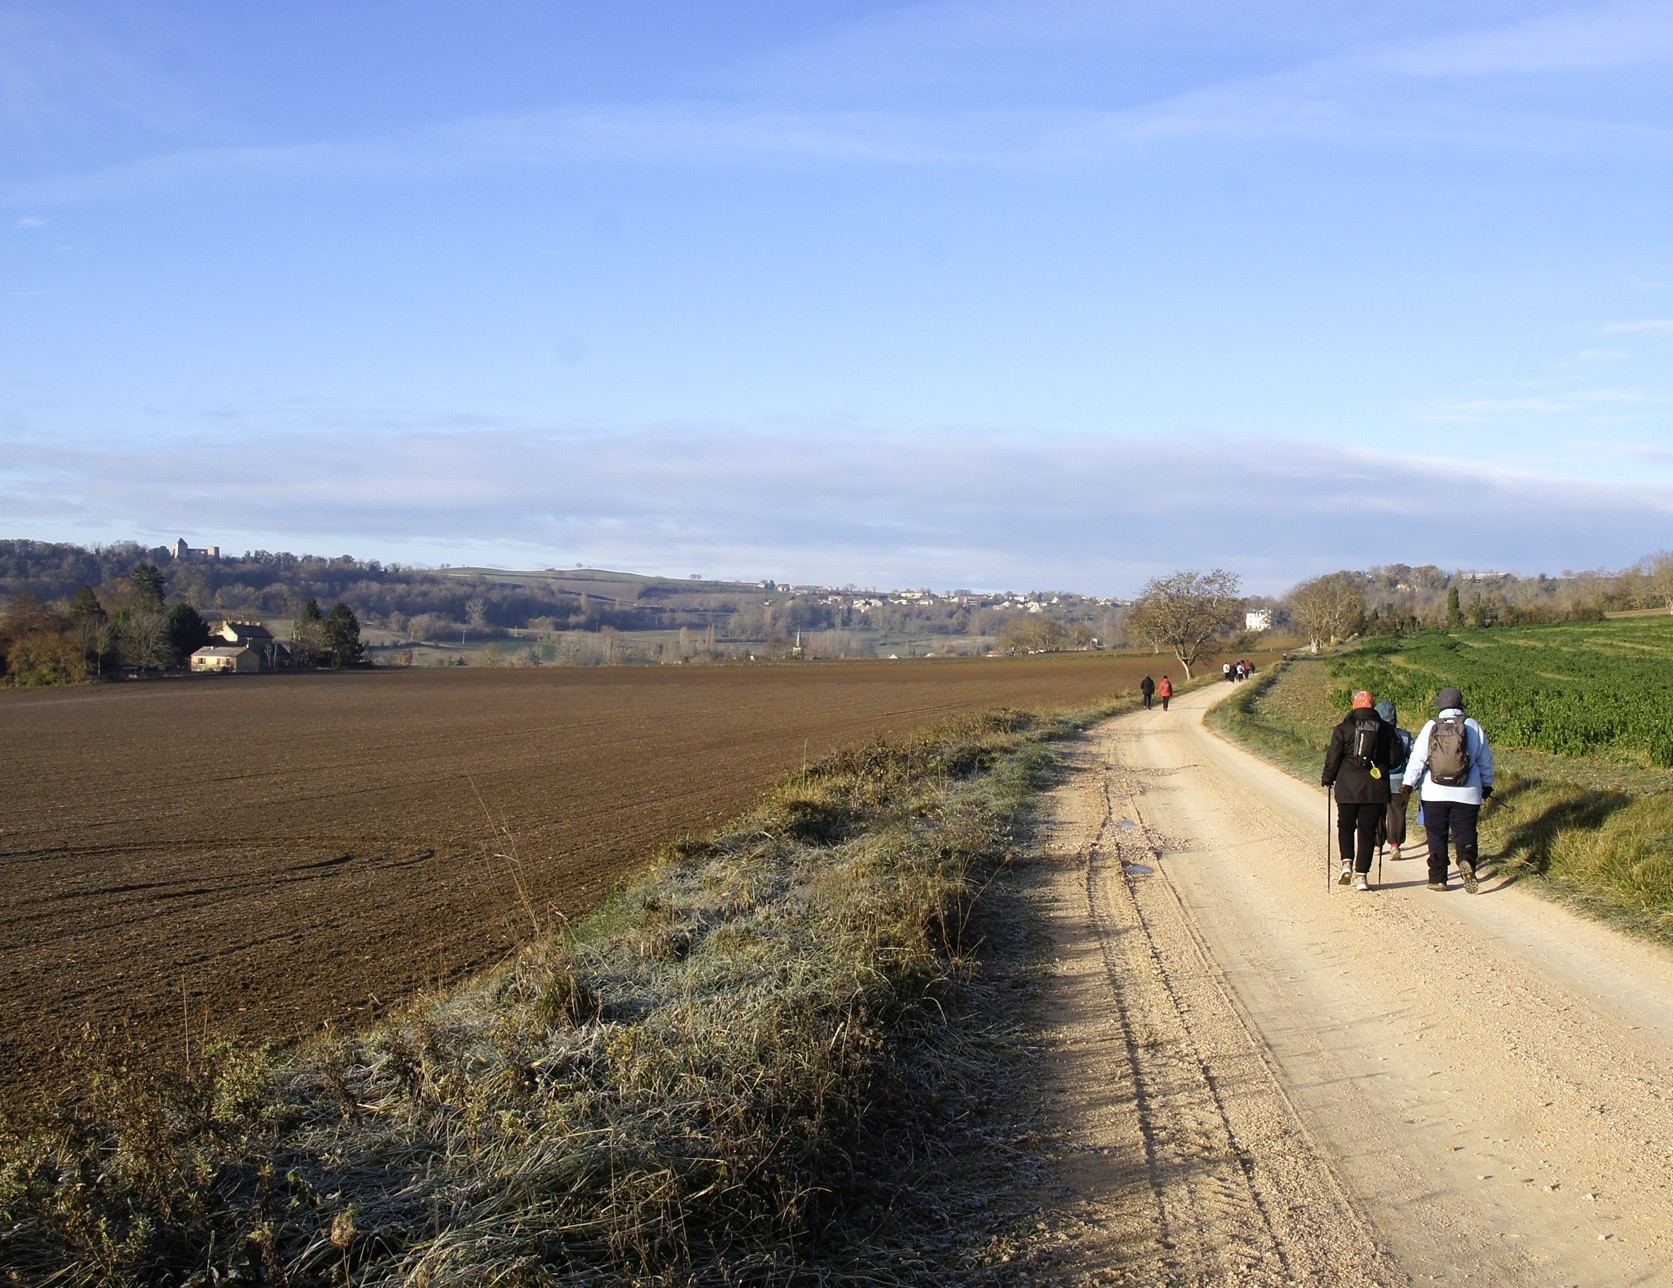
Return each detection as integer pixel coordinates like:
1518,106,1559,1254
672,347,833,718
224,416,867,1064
3,1,1670,594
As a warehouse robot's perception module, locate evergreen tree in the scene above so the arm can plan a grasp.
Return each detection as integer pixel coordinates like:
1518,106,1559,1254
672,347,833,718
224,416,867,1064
68,585,106,624
130,563,166,612
1446,585,1463,629
165,603,211,661
325,602,363,668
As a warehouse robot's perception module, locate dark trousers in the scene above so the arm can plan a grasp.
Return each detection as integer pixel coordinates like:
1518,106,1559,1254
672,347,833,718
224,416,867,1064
1337,801,1383,874
1423,799,1480,884
1379,793,1409,849
1142,692,1153,709
1161,694,1170,711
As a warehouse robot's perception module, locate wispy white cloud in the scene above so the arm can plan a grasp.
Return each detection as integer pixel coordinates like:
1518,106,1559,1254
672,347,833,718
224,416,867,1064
0,102,994,204
5,423,1669,594
1615,442,1673,463
13,214,47,228
1377,0,1673,77
1604,318,1673,335
1419,387,1670,420
5,2,1673,206
728,0,1673,98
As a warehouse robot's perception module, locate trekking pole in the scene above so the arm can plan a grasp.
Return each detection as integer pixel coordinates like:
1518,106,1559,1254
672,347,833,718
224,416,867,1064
1325,786,1332,892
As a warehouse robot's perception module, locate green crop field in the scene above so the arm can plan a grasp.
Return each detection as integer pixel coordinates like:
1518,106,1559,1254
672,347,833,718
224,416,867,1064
1213,617,1673,941
1327,616,1673,769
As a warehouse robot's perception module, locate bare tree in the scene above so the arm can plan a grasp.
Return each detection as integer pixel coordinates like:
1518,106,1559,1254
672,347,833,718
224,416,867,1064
1125,569,1242,679
1287,572,1367,653
997,615,1068,654
1646,552,1673,613
116,609,172,673
290,597,329,667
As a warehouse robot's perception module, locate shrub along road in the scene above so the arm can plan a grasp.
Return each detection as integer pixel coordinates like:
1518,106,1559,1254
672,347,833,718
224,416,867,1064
1029,681,1673,1284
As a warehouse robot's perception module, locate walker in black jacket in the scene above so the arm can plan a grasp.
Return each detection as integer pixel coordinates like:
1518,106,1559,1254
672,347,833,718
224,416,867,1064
1321,690,1404,890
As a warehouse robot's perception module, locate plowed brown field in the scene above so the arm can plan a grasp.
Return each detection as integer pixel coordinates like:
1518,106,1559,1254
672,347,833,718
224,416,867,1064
0,654,1218,1097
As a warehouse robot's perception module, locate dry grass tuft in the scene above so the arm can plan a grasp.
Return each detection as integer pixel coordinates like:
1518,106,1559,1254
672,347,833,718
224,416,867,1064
0,702,1108,1286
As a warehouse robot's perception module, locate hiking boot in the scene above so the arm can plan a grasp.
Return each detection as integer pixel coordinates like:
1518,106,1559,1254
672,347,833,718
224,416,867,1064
1354,874,1371,892
1458,857,1479,894
1427,881,1448,891
1339,865,1353,885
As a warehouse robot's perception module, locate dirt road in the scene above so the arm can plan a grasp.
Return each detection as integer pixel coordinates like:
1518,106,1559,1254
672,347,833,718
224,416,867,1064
1032,680,1673,1285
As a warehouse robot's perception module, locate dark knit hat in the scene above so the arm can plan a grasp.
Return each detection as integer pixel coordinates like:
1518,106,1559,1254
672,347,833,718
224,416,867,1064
1435,686,1465,711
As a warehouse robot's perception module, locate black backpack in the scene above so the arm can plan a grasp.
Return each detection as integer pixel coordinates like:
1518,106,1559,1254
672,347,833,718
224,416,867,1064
1349,715,1381,770
1429,715,1472,787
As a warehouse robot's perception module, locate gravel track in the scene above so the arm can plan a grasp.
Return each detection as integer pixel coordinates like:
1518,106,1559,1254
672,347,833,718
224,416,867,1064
1031,681,1673,1285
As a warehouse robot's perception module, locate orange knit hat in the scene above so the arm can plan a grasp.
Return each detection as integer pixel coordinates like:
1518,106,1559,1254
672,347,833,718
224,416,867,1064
1352,690,1375,709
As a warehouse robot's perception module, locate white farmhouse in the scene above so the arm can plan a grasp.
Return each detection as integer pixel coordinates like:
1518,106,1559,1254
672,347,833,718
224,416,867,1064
190,645,260,673
209,620,289,670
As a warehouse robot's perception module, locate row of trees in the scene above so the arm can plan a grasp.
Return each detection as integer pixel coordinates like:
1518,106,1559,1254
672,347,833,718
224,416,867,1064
993,614,1098,655
1282,552,1673,653
1286,554,1673,642
0,564,363,686
0,540,1139,648
0,564,214,685
290,597,364,669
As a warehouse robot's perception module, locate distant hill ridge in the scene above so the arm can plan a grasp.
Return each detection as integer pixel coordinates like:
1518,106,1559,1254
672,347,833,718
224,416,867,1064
0,539,1121,646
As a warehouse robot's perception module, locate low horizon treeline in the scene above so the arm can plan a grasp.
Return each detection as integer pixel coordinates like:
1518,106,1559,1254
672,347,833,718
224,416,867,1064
0,538,1128,650
0,539,641,636
1283,554,1673,650
3,539,1671,687
0,560,366,686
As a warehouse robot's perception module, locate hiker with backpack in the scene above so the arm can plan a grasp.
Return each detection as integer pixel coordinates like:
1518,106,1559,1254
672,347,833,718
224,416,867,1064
1400,686,1496,892
1321,690,1404,891
1140,675,1156,709
1158,675,1173,711
1374,699,1416,860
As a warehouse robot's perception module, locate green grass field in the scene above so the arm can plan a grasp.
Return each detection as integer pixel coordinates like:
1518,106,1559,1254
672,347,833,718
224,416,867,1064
1210,621,1673,941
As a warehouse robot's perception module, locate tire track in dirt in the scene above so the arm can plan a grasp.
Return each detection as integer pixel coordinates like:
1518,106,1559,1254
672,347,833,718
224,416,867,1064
1036,718,1395,1285
1030,682,1673,1285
